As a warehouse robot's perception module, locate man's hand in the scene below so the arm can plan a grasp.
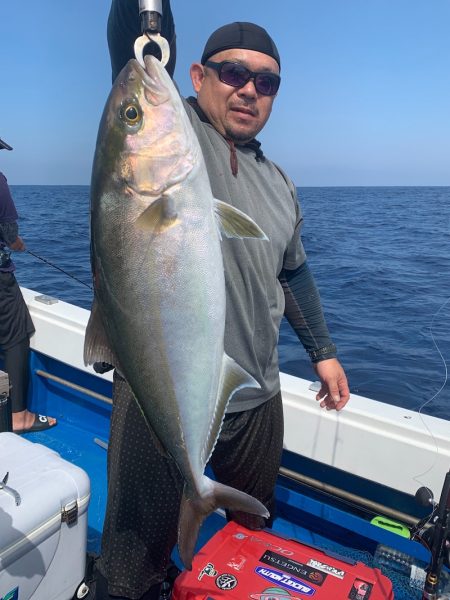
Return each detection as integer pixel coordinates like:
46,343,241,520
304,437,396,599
9,236,25,251
313,358,350,411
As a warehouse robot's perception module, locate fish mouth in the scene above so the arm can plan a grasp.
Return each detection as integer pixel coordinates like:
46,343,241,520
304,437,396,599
124,55,170,106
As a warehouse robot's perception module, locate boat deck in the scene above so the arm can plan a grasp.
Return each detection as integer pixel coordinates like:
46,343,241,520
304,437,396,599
21,418,431,600
2,292,449,598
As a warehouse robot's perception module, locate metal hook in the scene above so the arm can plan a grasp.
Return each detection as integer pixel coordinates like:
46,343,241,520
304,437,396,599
134,33,170,69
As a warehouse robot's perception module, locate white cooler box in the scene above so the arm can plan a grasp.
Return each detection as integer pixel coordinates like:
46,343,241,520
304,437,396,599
0,432,91,600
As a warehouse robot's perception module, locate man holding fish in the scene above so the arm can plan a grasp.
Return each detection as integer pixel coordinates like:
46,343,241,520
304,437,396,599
86,1,350,598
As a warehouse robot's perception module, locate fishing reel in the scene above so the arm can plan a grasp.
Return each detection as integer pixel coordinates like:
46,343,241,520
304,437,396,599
411,472,450,599
412,483,450,569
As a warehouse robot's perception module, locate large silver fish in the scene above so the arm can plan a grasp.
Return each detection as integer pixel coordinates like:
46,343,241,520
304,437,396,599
84,55,269,568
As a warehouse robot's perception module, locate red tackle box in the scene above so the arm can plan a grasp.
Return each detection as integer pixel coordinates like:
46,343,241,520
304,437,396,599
172,521,393,600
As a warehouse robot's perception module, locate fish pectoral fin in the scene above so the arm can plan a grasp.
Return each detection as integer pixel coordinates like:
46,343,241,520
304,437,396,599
202,354,260,465
83,298,118,368
178,478,269,571
135,195,180,232
214,198,268,240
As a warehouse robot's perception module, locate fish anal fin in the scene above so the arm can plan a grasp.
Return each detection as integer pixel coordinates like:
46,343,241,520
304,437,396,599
214,199,268,240
83,298,118,368
135,195,180,233
202,354,260,465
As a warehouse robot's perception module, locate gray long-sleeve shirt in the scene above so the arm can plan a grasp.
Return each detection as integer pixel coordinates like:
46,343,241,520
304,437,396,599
182,98,306,410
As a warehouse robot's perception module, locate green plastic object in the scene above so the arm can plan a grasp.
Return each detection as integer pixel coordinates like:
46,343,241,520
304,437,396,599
371,516,410,538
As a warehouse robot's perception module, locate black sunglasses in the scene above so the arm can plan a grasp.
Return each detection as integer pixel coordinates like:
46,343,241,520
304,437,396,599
205,61,281,96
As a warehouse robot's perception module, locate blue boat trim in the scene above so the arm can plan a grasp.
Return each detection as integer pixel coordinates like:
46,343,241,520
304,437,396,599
1,347,448,600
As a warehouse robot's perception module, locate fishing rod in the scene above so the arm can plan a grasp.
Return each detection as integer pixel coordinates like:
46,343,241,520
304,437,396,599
25,249,93,290
420,471,450,599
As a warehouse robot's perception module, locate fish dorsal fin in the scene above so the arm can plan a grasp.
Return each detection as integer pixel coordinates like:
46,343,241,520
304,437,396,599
201,353,260,466
214,199,268,241
136,195,180,233
83,298,118,368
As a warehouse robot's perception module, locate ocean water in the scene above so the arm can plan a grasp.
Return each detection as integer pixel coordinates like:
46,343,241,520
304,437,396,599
10,185,450,420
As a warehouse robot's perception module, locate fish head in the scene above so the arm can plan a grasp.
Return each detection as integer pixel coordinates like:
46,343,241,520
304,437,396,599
92,55,198,204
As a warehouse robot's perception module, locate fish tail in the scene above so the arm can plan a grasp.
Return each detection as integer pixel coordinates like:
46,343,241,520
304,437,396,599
178,477,269,570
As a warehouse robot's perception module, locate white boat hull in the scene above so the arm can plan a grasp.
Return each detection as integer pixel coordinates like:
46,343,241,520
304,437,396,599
21,287,450,501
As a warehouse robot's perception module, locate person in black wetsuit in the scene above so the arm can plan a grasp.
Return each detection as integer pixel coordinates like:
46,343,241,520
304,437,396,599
0,137,57,434
94,3,350,599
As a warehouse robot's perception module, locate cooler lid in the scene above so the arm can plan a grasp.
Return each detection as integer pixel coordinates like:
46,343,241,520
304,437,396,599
0,432,90,557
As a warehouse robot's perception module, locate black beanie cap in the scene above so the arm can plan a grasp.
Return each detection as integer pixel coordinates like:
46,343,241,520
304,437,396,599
201,22,280,69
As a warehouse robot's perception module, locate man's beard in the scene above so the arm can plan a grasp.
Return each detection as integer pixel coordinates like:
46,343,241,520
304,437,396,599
224,124,258,144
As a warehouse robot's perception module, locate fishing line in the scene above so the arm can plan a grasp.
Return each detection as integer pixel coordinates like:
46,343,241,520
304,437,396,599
411,294,450,490
26,249,93,291
418,295,450,414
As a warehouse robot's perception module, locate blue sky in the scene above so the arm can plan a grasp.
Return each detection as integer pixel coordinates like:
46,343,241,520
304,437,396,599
1,1,449,186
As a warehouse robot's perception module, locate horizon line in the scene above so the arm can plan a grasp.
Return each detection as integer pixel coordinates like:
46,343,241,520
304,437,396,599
8,183,450,189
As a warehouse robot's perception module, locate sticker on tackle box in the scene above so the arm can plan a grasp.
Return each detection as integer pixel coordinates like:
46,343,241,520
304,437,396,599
171,521,394,600
348,579,373,599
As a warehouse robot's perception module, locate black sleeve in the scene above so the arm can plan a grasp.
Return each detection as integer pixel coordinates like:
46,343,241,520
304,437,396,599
279,261,337,363
107,0,177,82
0,222,19,246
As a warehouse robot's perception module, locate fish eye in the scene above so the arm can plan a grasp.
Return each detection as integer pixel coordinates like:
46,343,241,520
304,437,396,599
125,105,139,122
120,101,142,126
